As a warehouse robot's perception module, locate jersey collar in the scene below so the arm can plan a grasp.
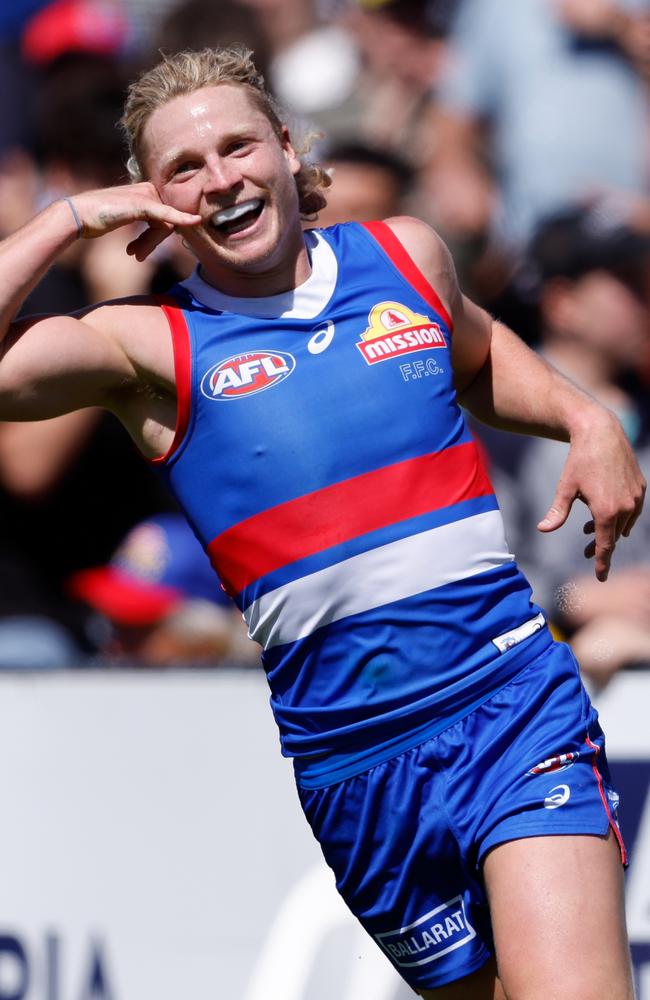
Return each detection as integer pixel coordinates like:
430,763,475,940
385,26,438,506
179,229,338,319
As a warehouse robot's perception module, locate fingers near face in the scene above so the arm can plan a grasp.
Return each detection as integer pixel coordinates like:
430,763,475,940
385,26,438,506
126,224,173,261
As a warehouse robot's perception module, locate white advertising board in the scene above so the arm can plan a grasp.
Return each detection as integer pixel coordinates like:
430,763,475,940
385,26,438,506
0,671,409,1000
0,669,646,1000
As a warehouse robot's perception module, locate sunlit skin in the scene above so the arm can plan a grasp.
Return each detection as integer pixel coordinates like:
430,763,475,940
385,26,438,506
140,85,311,298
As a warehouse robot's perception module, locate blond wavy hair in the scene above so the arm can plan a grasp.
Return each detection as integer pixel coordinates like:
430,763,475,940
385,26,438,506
120,46,330,217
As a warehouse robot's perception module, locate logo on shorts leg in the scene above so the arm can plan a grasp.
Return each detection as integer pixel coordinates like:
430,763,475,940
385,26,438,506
528,752,580,776
544,784,571,809
374,895,476,968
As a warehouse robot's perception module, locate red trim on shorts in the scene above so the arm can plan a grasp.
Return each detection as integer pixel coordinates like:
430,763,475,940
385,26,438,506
150,297,192,465
585,734,627,865
362,220,454,332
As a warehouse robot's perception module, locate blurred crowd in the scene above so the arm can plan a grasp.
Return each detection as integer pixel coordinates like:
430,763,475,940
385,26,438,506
0,0,649,683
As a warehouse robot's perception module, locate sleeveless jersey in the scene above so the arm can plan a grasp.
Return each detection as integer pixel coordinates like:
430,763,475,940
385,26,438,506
154,221,547,785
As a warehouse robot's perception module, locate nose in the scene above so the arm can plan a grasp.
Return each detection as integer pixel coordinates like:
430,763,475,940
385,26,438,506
203,153,243,194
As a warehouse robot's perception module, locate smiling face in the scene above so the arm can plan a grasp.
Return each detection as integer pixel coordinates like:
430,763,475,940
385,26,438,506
140,84,308,296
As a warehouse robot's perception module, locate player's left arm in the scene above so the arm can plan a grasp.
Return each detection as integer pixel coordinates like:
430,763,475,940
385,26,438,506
384,215,647,582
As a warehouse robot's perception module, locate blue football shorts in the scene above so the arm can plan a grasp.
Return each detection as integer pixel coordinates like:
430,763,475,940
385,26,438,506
297,639,625,992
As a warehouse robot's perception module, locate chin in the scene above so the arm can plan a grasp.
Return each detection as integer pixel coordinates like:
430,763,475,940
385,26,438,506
222,232,283,267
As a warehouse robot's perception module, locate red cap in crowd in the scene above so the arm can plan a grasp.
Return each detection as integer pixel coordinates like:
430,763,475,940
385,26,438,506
22,0,130,65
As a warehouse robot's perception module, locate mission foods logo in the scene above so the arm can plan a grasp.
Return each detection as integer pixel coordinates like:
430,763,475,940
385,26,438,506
357,301,446,365
201,350,296,400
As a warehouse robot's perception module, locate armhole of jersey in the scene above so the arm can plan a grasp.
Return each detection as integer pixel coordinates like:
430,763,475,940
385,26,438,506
149,297,192,466
361,220,454,333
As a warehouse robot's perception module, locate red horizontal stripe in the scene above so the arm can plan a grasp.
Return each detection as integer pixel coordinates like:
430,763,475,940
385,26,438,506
208,440,493,596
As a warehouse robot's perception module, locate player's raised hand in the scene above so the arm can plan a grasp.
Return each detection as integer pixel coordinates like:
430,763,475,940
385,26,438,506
69,182,202,258
537,408,646,582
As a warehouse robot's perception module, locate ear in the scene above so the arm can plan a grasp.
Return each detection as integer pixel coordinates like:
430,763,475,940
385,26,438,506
280,125,302,177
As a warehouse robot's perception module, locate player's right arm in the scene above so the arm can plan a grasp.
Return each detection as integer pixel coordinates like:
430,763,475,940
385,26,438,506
0,185,201,421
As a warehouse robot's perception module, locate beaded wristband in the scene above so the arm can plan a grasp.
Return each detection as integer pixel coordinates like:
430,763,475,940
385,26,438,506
62,196,84,239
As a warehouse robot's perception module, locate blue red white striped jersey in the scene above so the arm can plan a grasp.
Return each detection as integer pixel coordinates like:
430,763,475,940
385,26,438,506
154,221,546,784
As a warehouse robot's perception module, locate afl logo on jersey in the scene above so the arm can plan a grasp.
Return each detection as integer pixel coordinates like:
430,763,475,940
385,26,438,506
357,301,446,365
201,350,296,401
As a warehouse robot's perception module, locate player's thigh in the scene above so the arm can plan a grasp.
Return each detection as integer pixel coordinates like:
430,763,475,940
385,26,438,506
418,957,506,999
483,830,633,1000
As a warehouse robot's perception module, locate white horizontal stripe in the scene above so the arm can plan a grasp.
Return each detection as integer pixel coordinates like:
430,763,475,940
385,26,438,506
244,509,514,649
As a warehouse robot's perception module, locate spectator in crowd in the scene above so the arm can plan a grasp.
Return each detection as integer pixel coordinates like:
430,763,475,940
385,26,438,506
316,141,413,226
0,35,177,668
333,0,451,160
483,204,650,689
428,0,650,258
238,0,361,141
20,0,131,66
68,515,258,667
229,0,450,165
155,0,272,80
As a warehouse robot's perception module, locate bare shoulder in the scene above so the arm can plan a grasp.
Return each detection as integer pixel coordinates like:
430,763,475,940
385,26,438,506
382,216,459,313
12,293,169,355
79,294,169,339
79,294,176,388
383,217,494,392
383,215,447,261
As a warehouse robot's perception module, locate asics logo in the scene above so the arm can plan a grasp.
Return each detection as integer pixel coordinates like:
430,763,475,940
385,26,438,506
544,784,571,810
307,321,335,355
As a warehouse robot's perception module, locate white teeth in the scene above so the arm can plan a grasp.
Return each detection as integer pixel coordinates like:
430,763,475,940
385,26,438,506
211,199,262,226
